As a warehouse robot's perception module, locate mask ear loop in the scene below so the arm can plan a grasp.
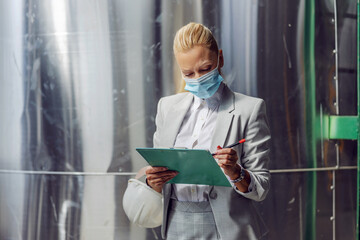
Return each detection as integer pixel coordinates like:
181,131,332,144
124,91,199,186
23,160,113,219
216,51,223,75
216,50,226,83
215,52,220,70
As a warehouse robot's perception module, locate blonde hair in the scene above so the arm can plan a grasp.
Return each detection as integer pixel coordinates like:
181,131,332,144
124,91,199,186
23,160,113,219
173,22,218,55
173,23,219,93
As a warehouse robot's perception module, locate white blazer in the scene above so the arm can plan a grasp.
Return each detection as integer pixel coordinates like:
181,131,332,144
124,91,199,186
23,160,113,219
153,84,271,240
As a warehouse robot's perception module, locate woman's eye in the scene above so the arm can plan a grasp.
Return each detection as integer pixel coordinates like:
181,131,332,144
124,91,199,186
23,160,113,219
184,73,193,77
200,67,211,72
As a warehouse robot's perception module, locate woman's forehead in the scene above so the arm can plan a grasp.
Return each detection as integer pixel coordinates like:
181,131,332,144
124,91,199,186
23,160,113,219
175,46,217,68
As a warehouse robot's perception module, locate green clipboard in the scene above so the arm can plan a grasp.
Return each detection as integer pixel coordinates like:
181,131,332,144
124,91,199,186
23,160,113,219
136,148,231,187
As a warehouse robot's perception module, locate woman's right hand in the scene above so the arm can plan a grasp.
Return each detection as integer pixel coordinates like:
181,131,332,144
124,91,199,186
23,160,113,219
145,166,178,193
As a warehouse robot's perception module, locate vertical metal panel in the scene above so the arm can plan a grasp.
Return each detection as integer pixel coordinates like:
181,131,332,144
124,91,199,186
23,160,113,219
220,0,258,96
335,170,357,239
0,0,358,239
357,1,360,238
256,0,357,239
0,0,24,170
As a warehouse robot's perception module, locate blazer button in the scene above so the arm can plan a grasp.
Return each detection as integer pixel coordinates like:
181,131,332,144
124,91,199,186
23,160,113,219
209,191,217,199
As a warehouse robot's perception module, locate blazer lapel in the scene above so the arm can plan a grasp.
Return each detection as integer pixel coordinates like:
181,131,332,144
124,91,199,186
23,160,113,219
162,93,193,147
210,85,235,152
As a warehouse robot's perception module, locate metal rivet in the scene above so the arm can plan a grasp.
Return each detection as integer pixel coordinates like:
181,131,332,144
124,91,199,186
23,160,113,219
330,216,334,221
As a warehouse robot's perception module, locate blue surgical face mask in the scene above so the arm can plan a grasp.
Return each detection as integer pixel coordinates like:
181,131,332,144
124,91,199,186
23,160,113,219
183,56,223,99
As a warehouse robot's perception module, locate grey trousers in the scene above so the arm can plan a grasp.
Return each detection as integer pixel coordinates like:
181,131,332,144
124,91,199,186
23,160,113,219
166,200,220,240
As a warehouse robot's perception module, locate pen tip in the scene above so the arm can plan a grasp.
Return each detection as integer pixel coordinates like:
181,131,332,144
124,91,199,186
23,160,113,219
239,139,246,144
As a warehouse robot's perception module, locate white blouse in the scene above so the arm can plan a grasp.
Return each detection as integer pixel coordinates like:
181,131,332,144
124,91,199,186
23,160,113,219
172,83,223,202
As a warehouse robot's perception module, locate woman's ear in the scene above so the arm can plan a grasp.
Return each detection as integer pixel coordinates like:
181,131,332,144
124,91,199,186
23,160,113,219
218,49,224,76
219,49,224,68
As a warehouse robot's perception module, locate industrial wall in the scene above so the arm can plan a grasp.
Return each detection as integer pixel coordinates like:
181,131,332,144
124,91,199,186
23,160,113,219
0,0,358,239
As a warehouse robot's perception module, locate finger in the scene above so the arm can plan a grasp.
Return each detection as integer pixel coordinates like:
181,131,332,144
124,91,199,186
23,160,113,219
218,159,237,166
218,163,237,175
152,177,168,184
215,148,236,155
148,176,167,184
213,154,237,161
213,151,237,160
218,163,233,170
216,152,238,158
152,175,176,185
150,177,167,185
215,154,238,161
145,166,168,174
147,171,177,181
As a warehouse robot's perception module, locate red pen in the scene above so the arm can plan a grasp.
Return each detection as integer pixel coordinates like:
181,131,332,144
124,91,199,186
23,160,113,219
211,139,246,155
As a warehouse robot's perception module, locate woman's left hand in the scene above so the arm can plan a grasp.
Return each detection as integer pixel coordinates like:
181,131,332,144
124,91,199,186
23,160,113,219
213,146,241,180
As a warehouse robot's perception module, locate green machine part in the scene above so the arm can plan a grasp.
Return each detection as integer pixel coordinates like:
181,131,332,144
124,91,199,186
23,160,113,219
304,0,360,239
304,0,317,239
357,1,359,239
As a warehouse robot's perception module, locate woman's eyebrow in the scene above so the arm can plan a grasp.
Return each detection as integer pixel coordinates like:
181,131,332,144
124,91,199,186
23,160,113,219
198,60,214,67
199,63,212,68
181,68,193,73
181,59,213,72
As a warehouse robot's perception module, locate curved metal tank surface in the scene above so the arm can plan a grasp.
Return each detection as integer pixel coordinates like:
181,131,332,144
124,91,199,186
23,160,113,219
0,0,357,239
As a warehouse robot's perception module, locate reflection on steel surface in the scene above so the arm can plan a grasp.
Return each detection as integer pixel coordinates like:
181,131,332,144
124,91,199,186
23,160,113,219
0,0,357,239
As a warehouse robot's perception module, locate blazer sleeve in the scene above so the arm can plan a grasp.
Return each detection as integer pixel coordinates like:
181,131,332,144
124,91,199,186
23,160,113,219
236,99,271,202
153,98,164,148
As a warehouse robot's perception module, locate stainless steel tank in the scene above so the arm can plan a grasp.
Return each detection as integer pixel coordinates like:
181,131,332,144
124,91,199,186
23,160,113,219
0,0,357,239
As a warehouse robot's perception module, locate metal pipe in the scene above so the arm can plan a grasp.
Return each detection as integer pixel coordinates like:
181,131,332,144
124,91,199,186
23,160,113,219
332,1,339,238
356,1,360,239
270,166,357,173
1,166,357,175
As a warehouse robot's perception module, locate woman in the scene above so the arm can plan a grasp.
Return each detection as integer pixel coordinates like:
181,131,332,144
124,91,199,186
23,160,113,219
145,22,271,240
